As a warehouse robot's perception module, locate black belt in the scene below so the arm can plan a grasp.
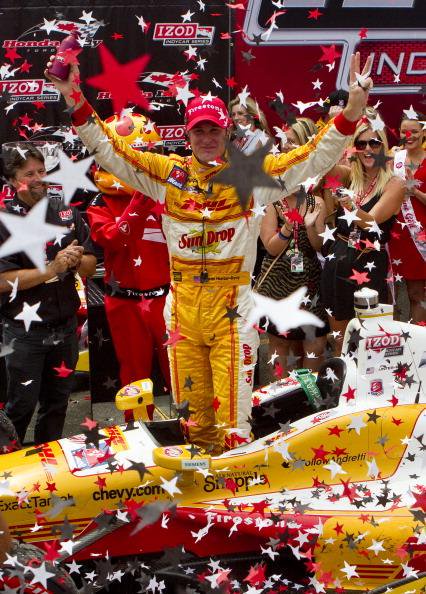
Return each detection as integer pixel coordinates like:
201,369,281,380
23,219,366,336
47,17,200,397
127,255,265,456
105,283,170,300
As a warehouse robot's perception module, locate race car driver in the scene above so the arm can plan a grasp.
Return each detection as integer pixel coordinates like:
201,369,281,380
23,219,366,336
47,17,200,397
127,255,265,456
46,53,373,454
87,114,171,419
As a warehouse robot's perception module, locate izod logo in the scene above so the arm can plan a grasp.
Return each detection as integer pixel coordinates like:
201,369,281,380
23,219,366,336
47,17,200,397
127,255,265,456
153,23,214,46
366,334,402,351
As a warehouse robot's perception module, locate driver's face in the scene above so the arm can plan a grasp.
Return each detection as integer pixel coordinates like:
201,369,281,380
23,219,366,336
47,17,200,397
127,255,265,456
11,157,48,205
187,122,227,165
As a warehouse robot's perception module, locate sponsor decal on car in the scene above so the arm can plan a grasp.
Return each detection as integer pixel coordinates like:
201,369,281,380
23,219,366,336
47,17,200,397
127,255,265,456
366,333,404,357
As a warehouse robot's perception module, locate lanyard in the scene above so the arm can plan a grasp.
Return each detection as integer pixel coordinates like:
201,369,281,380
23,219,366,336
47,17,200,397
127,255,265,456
355,175,378,208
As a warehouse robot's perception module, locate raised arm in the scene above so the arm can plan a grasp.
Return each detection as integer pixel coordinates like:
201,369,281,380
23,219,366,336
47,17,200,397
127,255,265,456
261,53,373,202
45,59,170,203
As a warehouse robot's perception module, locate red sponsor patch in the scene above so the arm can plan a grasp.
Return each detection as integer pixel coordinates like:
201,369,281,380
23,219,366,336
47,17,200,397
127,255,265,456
59,208,72,221
118,221,130,235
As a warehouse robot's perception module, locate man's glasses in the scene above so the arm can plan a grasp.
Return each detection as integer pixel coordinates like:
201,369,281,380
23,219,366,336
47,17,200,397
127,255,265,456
354,138,383,150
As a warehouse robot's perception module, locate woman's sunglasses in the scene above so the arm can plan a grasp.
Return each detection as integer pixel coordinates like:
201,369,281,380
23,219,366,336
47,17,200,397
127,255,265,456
354,138,383,150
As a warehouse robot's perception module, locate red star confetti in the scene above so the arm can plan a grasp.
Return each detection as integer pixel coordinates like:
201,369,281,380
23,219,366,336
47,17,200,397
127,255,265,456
349,269,371,285
53,360,73,378
81,416,98,430
342,385,356,402
86,44,151,113
319,45,341,64
163,326,187,347
308,9,323,20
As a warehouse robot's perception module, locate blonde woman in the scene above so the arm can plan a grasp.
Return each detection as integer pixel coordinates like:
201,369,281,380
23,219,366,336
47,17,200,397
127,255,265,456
228,96,270,155
321,121,405,352
256,118,328,376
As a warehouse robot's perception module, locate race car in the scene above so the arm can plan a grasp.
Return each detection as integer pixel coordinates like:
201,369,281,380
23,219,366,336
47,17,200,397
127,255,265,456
0,289,424,593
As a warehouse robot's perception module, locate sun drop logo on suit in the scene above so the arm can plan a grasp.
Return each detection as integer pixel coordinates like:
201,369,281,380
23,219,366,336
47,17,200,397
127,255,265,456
178,227,236,253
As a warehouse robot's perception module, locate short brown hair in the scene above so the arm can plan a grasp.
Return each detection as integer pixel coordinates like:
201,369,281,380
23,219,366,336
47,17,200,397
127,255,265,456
2,142,45,181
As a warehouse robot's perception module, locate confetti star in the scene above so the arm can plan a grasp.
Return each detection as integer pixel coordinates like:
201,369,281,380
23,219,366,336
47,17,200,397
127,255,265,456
183,375,194,390
136,14,149,32
369,113,385,132
403,105,418,120
181,9,195,22
340,561,359,580
183,45,197,60
212,140,279,210
347,415,367,435
0,197,68,272
160,475,182,497
250,202,267,218
323,459,347,479
318,225,336,245
164,326,186,347
41,18,57,35
308,8,323,20
44,150,97,205
126,459,152,482
86,44,151,113
319,45,341,64
366,458,379,480
27,562,56,589
238,85,251,108
175,82,195,106
246,286,324,336
53,360,73,378
291,100,318,115
14,301,42,331
371,148,393,171
338,207,361,227
349,269,371,285
342,385,356,402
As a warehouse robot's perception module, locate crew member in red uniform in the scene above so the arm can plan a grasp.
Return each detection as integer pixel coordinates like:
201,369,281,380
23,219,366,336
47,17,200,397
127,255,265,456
87,114,171,414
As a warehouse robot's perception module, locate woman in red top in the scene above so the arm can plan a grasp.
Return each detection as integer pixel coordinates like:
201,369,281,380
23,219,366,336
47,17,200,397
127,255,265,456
389,113,426,323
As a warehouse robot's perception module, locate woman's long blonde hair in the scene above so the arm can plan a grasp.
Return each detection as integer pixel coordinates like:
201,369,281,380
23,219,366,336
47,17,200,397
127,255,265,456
289,117,318,146
349,121,393,198
228,96,270,135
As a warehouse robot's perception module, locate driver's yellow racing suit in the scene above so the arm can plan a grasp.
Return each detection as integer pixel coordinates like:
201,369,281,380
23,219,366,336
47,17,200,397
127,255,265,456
72,102,357,452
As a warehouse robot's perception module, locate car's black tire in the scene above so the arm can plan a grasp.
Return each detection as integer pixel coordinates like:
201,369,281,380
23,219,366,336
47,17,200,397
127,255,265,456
1,540,79,594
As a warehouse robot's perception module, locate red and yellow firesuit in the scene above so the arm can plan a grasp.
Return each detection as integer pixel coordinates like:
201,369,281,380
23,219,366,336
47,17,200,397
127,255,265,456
72,101,357,452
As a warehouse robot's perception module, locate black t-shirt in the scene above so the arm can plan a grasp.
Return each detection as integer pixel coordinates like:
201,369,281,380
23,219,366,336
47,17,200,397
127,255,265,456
0,195,95,326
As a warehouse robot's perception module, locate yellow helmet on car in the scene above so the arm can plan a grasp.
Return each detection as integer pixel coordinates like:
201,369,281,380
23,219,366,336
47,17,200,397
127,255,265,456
103,113,163,150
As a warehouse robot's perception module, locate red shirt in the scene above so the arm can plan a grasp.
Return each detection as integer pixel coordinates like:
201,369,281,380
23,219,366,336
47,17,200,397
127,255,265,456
87,188,170,291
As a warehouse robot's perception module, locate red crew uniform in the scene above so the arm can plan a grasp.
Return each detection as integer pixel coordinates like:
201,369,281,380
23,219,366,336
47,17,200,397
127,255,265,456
87,114,170,399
